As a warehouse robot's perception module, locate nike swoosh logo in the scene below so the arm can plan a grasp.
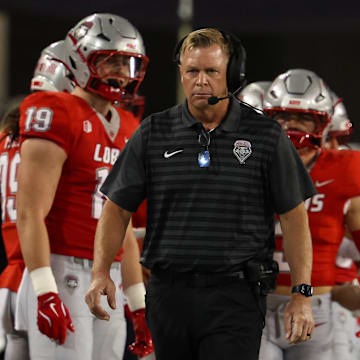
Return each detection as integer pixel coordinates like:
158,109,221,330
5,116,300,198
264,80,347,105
50,303,59,317
314,322,327,327
164,149,183,158
315,179,334,187
39,310,52,327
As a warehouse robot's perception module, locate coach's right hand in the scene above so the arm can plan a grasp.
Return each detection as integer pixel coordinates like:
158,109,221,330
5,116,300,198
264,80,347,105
85,271,116,320
37,292,75,344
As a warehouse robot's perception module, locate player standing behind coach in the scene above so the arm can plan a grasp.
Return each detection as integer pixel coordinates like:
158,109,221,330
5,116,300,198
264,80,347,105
16,13,148,360
86,28,315,360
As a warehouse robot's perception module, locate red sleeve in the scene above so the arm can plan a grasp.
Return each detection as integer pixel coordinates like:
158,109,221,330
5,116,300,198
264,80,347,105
19,92,72,154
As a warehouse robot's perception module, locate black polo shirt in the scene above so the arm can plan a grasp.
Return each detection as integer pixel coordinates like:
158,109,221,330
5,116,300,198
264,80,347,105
101,98,316,273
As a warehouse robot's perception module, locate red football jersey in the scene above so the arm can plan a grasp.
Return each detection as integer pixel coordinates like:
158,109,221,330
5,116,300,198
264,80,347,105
0,134,25,291
19,92,139,260
274,149,360,287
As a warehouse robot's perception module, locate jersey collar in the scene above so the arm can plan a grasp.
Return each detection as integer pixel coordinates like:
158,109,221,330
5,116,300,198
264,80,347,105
181,97,242,132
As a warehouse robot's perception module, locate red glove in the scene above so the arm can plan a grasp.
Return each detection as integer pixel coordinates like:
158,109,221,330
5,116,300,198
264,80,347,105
127,307,154,358
37,292,75,344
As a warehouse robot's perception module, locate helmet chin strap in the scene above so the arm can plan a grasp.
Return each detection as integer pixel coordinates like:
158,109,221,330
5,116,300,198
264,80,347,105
88,78,127,103
286,130,321,150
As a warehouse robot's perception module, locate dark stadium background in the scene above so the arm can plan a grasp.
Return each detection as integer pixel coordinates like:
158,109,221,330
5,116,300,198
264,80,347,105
0,0,360,140
0,1,359,357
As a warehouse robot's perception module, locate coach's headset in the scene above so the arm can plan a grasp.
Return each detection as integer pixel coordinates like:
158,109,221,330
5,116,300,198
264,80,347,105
173,28,247,103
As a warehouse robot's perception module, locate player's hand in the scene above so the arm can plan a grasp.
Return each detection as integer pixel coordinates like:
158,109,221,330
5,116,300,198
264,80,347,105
284,294,314,344
126,306,154,358
85,271,116,321
37,292,75,344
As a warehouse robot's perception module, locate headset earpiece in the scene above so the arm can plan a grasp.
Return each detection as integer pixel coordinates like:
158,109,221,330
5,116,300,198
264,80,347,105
218,29,247,94
173,36,187,64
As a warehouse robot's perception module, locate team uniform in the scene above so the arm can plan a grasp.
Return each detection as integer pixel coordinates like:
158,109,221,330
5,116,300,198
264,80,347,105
0,134,29,359
260,149,360,360
16,91,139,360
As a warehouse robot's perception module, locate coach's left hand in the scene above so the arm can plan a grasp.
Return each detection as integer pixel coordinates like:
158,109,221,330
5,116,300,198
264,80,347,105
284,294,314,344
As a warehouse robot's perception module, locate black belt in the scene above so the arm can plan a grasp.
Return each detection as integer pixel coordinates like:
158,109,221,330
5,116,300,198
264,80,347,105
152,268,245,288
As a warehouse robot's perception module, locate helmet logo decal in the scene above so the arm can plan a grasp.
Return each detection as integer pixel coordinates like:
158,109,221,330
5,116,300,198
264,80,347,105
74,21,93,41
83,120,92,133
46,63,58,75
126,43,136,50
233,140,252,164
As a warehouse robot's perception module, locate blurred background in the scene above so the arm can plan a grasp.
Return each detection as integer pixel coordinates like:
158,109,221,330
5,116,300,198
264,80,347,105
1,0,360,139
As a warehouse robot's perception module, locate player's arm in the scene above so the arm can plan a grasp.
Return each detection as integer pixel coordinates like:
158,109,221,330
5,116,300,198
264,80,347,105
331,283,360,310
121,221,154,358
17,138,74,344
85,199,132,320
345,195,360,250
332,195,360,310
17,138,66,271
122,219,143,290
278,202,314,344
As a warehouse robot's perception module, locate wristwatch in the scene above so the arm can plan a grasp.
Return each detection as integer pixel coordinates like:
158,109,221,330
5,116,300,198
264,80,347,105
291,284,313,297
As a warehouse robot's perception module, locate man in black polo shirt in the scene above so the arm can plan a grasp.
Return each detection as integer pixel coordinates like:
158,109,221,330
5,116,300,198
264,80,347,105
86,28,316,360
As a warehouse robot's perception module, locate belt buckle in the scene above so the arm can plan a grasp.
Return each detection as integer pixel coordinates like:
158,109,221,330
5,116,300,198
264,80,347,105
73,257,93,268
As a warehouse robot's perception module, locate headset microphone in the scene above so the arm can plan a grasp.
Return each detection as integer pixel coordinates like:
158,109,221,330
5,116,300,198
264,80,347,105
207,94,231,105
207,84,245,105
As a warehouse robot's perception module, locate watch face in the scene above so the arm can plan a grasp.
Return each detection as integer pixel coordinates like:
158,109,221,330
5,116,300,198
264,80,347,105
294,284,313,297
300,284,306,295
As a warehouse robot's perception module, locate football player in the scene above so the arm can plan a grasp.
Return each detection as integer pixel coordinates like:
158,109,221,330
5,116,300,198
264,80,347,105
16,13,151,360
258,69,360,360
0,40,74,360
324,94,352,150
326,96,360,359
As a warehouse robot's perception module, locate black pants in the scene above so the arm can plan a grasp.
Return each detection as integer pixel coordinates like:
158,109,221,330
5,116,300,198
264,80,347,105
145,270,265,360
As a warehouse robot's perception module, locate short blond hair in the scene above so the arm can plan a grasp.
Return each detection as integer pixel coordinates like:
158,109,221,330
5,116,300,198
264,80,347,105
178,28,231,63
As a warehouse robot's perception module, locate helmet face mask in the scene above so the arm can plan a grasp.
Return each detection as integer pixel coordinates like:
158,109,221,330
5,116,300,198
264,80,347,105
87,50,148,102
64,13,148,103
268,108,327,149
263,69,333,150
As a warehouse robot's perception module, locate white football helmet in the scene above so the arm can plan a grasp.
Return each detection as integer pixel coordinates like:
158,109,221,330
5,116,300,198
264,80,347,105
31,40,75,93
64,13,148,103
263,69,334,149
238,81,271,111
328,92,352,141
